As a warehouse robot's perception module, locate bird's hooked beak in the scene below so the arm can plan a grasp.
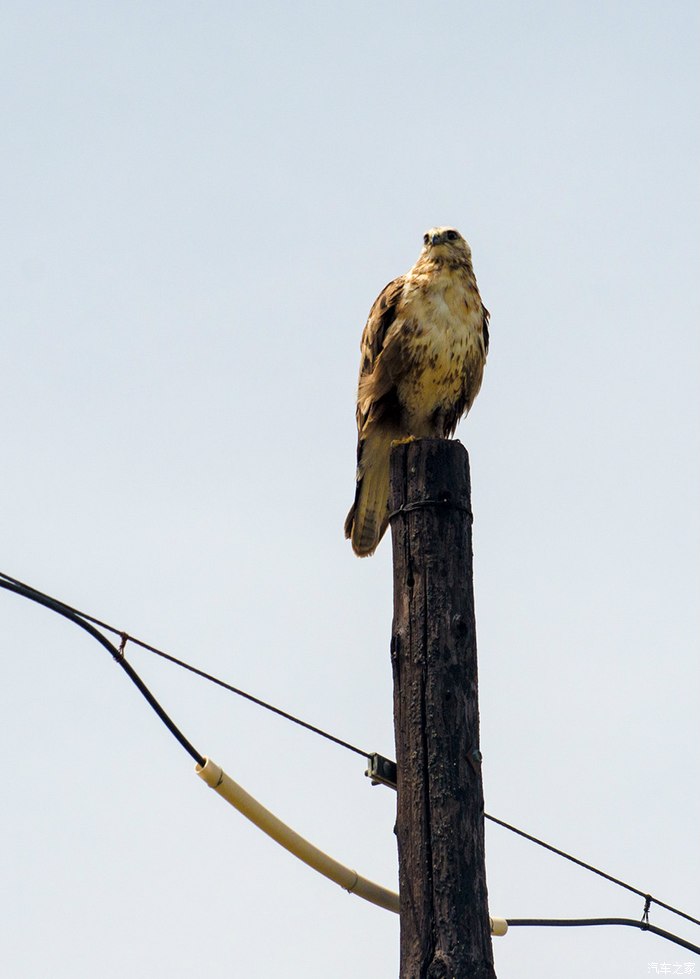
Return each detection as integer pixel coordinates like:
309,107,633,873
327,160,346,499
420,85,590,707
429,231,446,246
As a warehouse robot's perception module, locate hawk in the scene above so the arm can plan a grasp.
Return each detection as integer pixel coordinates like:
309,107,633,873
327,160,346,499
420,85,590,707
344,227,489,557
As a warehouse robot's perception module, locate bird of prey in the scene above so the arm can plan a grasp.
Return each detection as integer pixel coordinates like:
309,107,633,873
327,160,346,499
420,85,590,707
344,227,489,557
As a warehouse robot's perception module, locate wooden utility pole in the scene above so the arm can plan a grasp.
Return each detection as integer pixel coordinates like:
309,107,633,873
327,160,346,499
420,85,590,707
389,439,496,979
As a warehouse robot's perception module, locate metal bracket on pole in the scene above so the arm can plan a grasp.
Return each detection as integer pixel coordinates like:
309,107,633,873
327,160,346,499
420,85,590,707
365,753,397,790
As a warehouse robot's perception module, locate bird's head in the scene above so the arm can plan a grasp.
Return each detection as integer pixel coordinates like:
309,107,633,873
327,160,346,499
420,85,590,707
420,227,472,265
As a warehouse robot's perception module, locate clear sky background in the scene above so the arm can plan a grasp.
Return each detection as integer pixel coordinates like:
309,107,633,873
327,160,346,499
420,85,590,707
1,2,698,977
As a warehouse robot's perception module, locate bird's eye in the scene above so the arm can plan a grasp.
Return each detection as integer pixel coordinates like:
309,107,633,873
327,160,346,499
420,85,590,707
423,233,430,245
446,230,458,241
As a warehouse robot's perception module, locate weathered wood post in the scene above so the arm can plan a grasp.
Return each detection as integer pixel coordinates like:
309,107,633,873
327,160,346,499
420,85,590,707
389,438,496,979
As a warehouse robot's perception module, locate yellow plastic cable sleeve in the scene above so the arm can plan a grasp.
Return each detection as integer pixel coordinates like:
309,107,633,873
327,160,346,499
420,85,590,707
195,757,508,935
196,757,399,912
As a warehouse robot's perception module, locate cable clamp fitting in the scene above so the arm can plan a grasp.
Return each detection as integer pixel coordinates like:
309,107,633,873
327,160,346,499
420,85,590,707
365,753,397,790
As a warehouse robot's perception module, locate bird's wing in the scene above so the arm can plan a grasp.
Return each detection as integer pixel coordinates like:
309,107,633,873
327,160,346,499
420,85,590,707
358,276,404,373
356,275,412,429
482,304,490,355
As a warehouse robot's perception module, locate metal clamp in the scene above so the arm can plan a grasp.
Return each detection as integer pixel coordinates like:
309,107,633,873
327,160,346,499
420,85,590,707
365,753,397,790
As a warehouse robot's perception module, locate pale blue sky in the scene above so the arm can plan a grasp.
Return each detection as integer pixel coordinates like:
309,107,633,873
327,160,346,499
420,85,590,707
1,3,698,977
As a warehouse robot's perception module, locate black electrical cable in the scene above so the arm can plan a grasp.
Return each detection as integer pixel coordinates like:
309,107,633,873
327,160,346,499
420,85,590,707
0,571,369,760
0,577,204,767
486,814,700,929
2,570,699,940
506,918,700,956
122,644,370,760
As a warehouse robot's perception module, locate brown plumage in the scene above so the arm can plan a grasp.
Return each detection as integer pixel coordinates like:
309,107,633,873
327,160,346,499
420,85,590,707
345,227,489,557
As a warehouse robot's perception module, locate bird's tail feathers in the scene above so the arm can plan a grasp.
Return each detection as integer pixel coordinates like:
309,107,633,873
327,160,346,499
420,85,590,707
344,430,395,557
